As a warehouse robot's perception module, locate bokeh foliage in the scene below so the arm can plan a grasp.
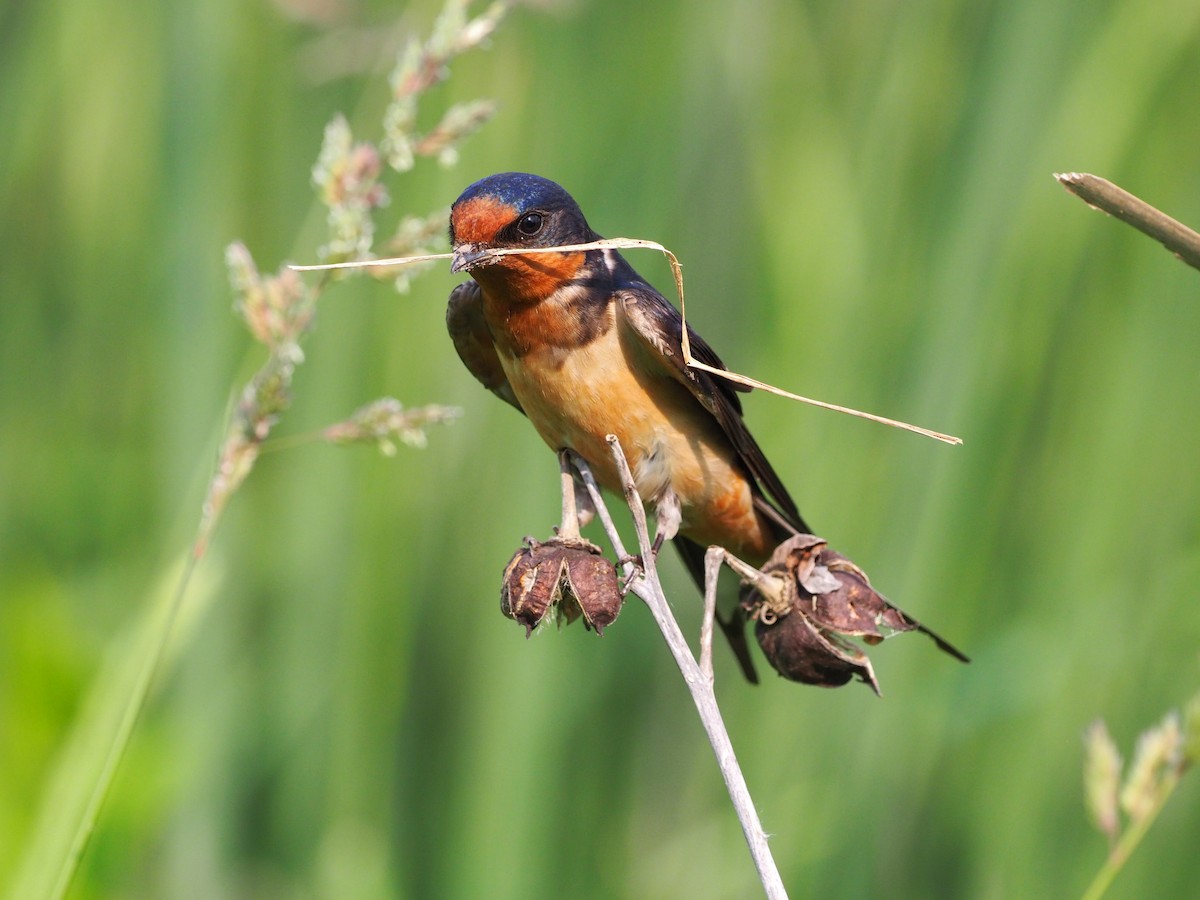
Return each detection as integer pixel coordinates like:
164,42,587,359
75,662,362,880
2,0,1199,897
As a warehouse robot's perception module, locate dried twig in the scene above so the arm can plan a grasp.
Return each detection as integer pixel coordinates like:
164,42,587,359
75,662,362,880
568,439,789,900
1055,172,1200,272
557,449,582,541
291,240,962,445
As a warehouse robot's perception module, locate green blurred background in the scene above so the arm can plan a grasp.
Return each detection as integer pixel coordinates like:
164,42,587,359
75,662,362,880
3,0,1199,897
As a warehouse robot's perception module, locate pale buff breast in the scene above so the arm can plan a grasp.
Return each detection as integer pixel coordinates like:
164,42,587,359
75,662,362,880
495,318,772,559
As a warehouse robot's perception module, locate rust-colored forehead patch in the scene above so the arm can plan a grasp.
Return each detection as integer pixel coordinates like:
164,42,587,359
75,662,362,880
451,196,518,244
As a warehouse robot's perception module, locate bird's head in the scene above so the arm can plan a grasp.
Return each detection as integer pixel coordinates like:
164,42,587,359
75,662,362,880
449,173,596,298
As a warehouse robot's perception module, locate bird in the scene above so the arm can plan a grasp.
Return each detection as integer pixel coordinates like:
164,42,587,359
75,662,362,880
445,172,957,681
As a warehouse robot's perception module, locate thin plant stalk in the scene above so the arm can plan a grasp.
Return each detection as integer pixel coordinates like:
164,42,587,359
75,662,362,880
570,440,790,900
1056,172,1200,271
1080,764,1183,900
17,2,505,895
41,555,198,900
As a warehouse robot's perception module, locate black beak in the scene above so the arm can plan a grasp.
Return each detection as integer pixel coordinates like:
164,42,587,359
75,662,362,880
450,243,491,274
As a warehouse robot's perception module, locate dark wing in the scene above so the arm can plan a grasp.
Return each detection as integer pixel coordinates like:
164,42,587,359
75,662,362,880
446,282,524,414
615,274,813,686
615,281,809,536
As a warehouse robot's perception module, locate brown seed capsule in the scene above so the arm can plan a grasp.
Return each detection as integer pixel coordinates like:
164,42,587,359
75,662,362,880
753,604,879,691
500,536,623,636
500,538,564,636
743,534,966,693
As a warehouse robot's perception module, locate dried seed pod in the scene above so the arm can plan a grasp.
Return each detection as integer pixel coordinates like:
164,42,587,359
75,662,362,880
500,538,564,635
559,543,624,633
743,534,966,693
754,603,879,691
500,536,623,636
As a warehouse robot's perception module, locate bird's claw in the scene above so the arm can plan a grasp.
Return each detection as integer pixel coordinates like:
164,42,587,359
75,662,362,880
616,553,645,594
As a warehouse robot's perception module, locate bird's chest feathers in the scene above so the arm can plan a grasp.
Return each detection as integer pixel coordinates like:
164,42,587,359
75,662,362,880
487,294,710,504
492,300,631,449
485,283,609,360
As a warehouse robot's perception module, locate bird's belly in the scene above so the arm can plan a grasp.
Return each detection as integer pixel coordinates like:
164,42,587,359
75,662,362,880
499,342,771,558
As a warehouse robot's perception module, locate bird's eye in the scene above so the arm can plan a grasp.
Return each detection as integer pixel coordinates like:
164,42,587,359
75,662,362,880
516,212,544,236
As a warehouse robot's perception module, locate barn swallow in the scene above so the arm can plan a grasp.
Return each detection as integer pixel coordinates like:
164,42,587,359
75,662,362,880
446,172,810,681
446,173,961,681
